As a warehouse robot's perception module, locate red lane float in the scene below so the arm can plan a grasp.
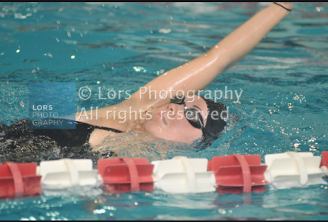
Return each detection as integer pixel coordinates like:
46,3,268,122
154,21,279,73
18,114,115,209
320,151,328,178
208,154,269,194
320,151,328,169
98,158,154,193
0,162,42,198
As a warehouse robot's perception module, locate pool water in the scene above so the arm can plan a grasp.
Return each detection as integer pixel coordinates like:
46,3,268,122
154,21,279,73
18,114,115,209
1,2,328,220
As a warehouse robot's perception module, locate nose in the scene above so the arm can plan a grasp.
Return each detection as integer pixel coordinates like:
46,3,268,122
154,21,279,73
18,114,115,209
167,103,184,119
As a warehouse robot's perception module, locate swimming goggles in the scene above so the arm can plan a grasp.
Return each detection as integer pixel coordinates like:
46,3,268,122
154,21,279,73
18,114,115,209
170,96,211,137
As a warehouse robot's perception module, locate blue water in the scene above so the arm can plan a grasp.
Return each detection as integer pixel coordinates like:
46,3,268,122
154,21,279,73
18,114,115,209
1,2,328,220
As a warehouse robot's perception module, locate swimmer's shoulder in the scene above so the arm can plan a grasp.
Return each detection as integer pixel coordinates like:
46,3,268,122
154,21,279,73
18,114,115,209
89,127,120,147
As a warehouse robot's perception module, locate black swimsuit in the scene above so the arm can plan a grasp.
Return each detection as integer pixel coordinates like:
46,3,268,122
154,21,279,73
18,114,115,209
32,118,123,147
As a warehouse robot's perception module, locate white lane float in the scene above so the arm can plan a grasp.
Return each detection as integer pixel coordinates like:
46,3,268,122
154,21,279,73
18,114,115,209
0,151,327,198
151,156,216,193
264,152,327,189
37,158,102,189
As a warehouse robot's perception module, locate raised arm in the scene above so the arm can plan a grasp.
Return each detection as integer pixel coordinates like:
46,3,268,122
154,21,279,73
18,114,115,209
127,2,293,110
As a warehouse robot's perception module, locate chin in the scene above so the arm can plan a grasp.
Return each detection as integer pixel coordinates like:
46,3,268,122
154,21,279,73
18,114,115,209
143,118,160,134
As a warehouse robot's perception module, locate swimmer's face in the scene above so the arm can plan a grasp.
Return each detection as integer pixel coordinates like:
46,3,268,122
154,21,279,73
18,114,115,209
143,95,208,144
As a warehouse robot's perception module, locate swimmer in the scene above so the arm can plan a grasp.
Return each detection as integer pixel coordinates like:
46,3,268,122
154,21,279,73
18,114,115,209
0,2,294,156
73,2,294,149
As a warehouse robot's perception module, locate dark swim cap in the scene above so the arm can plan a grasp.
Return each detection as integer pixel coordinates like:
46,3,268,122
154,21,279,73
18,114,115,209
197,96,227,148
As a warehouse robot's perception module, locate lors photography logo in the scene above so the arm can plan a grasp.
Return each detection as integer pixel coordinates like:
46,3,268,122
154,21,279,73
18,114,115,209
28,82,76,129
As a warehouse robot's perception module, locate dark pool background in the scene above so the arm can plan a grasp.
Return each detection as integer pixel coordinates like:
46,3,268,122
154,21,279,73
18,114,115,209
0,2,328,220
